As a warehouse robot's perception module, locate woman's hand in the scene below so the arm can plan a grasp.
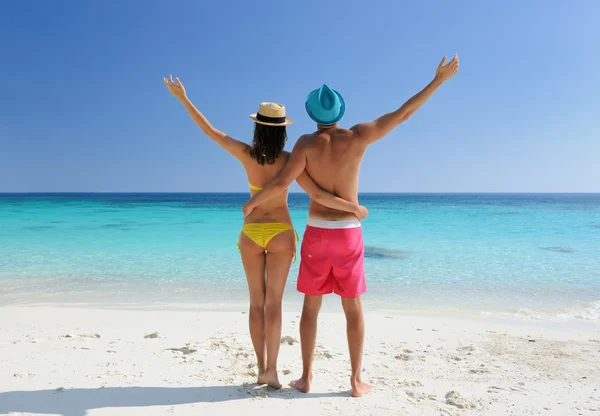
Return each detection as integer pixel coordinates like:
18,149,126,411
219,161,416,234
163,75,187,100
355,205,369,221
242,202,255,218
434,54,459,83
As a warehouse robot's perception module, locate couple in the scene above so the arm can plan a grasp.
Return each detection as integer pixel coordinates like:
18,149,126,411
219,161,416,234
163,54,458,397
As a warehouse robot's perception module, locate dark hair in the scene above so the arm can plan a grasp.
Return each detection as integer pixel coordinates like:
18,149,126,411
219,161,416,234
249,123,287,165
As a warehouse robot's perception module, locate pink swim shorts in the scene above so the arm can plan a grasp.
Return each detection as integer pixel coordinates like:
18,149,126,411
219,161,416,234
297,218,366,298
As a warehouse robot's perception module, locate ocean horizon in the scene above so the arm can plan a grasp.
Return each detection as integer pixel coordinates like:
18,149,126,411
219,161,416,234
1,192,599,321
3,192,599,195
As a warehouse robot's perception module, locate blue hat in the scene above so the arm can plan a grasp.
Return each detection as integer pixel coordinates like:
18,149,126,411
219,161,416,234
305,84,345,125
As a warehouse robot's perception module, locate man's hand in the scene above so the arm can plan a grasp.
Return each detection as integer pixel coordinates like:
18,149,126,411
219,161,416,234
163,75,187,100
434,54,459,83
242,201,255,218
353,53,459,144
355,205,369,221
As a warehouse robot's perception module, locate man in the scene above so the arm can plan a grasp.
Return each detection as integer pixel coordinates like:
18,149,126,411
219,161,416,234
242,54,459,397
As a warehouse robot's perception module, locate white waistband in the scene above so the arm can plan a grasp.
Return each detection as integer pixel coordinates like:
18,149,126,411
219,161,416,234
306,217,361,229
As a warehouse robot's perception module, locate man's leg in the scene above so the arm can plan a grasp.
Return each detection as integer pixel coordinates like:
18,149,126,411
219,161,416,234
341,296,371,397
331,226,370,396
290,294,322,393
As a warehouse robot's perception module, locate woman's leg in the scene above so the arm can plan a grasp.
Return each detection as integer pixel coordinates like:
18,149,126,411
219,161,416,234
263,229,296,389
239,232,267,383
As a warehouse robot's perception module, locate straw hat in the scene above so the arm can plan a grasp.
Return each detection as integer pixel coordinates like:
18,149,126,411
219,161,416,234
249,102,293,126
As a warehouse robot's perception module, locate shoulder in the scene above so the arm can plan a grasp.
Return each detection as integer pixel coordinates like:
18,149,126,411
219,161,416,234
237,143,254,162
298,133,314,144
347,123,374,146
331,127,354,137
292,134,314,149
349,123,369,136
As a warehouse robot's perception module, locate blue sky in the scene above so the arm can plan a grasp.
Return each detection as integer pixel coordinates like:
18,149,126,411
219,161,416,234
1,0,598,193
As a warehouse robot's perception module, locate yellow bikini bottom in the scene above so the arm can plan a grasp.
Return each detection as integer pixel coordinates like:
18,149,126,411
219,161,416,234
238,223,299,262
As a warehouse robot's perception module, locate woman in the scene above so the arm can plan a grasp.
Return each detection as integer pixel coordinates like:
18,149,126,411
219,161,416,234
163,76,365,389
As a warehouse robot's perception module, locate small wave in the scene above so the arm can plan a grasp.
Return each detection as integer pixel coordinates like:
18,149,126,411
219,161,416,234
102,223,125,229
98,223,138,231
481,301,600,322
591,224,600,229
481,308,544,321
22,225,54,231
539,246,575,253
172,220,205,225
364,246,409,260
555,301,600,321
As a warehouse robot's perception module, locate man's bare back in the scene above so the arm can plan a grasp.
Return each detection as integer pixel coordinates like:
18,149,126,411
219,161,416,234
299,127,366,221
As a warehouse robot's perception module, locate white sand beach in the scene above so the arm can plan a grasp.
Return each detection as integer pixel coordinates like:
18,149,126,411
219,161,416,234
1,306,599,416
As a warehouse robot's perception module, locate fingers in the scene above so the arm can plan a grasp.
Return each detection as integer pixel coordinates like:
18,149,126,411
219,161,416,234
442,54,459,75
451,54,459,72
444,54,457,67
439,56,447,67
163,75,184,89
242,204,252,218
356,206,368,221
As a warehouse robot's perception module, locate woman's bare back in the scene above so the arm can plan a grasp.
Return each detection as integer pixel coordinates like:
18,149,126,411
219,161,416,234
242,150,292,224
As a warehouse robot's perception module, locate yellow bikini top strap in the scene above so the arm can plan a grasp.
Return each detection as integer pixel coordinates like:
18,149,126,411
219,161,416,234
249,183,294,192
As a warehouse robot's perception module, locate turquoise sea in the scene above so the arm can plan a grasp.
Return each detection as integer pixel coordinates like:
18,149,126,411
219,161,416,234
1,193,599,320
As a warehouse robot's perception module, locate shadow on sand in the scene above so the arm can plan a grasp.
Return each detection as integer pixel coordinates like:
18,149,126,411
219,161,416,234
0,385,348,416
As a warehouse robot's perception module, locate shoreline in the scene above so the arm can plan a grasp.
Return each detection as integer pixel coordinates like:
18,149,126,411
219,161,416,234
2,293,599,324
3,303,600,334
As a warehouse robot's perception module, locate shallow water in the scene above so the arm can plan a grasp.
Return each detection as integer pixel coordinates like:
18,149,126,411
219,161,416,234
1,193,599,320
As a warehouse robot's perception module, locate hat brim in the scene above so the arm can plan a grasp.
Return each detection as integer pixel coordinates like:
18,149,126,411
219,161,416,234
249,114,294,126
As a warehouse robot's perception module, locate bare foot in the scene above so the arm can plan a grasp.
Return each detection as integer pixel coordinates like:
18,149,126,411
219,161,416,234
290,376,311,393
257,371,268,385
351,381,372,397
264,368,282,389
256,360,267,384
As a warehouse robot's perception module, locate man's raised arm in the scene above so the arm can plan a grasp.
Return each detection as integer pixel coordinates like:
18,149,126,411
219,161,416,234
352,54,459,144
